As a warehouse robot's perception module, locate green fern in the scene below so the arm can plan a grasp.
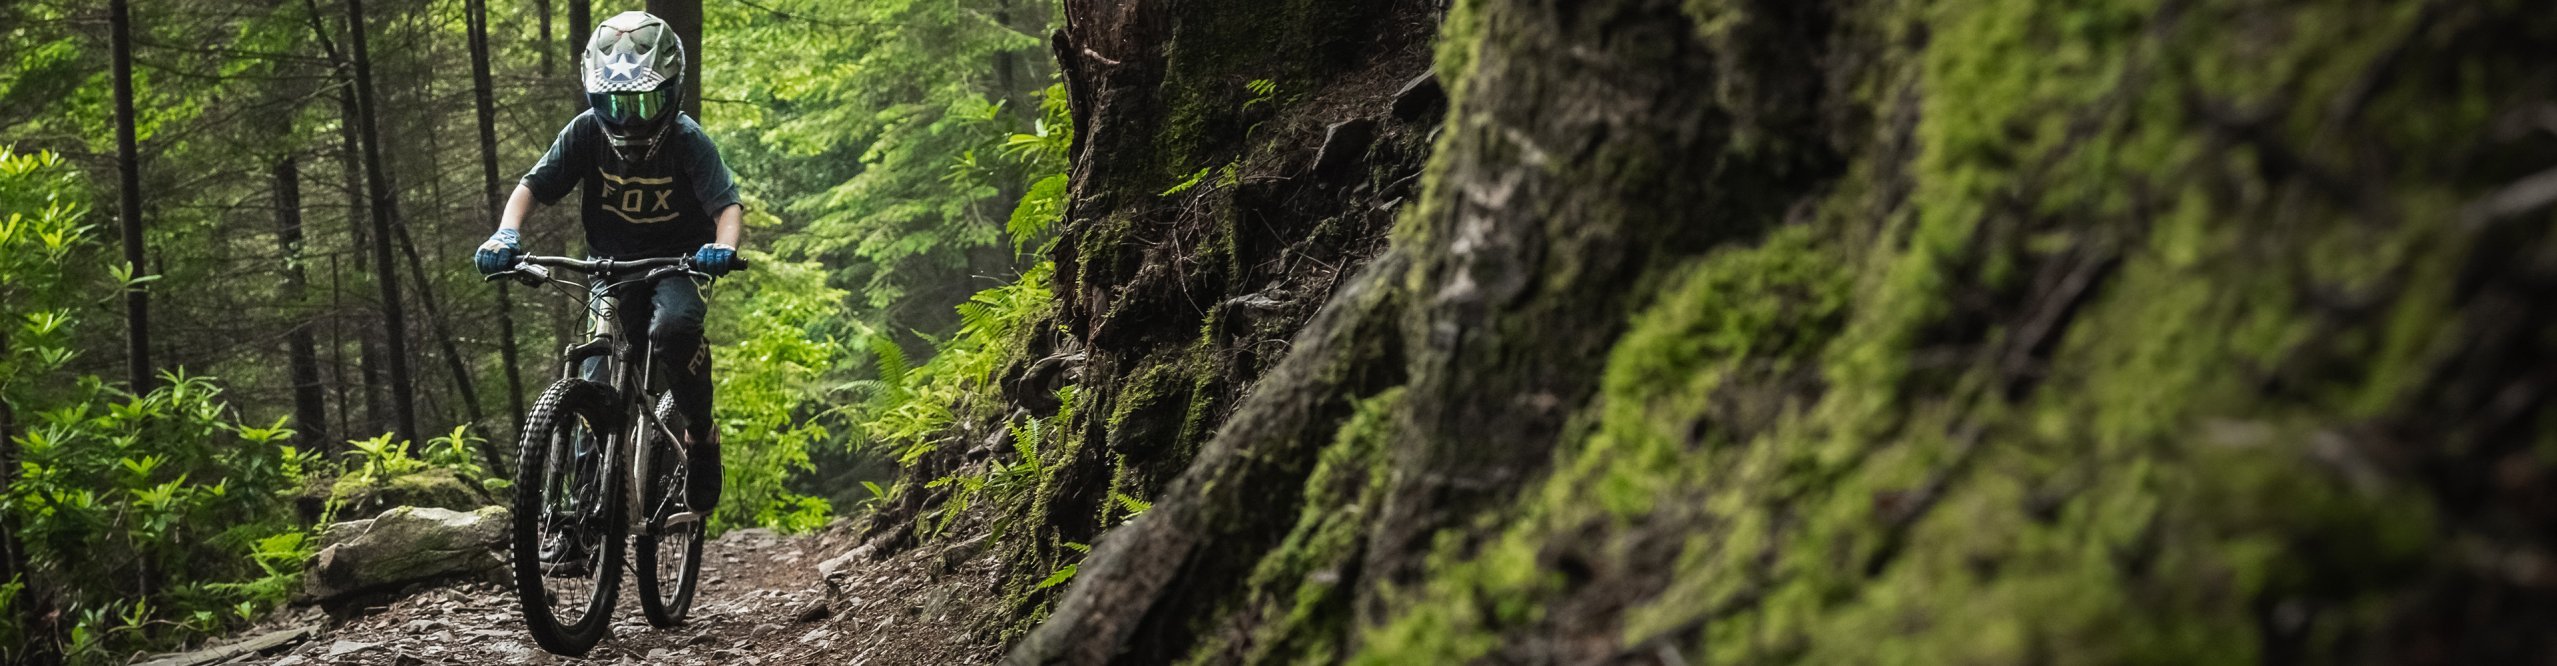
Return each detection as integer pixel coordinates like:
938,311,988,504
1034,563,1079,590
1112,491,1153,517
1243,78,1279,112
868,335,911,387
1008,416,1043,472
1160,167,1211,197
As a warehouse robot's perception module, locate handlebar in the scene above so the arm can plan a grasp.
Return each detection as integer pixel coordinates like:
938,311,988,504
485,254,750,287
517,254,752,275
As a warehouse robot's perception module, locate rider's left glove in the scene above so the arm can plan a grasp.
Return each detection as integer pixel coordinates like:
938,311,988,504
474,228,521,276
691,243,737,277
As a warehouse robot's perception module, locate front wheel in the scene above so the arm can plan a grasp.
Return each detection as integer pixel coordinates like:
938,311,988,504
511,379,627,656
636,394,705,627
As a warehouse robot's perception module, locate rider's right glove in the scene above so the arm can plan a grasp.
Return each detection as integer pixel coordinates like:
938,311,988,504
690,243,737,277
474,228,521,276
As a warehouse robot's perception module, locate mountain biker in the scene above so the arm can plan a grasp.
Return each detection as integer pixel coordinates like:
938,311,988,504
475,11,735,515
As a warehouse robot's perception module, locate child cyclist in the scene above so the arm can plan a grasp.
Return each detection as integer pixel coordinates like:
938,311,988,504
475,11,736,513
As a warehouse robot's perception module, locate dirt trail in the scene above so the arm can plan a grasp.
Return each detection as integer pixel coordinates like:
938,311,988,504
177,524,1004,666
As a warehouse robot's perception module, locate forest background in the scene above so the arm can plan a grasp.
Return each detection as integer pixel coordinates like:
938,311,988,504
0,0,1066,660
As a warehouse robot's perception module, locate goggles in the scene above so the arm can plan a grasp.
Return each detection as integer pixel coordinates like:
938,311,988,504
590,89,670,131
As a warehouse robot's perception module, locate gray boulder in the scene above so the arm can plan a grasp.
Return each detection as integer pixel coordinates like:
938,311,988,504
301,505,509,602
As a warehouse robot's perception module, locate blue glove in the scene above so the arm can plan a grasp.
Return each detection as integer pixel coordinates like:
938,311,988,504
690,243,737,277
474,229,521,276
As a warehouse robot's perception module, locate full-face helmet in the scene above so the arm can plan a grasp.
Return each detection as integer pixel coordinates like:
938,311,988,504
583,11,684,158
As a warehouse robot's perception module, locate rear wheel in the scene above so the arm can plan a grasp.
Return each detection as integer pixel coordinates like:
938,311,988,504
510,379,626,656
636,394,704,627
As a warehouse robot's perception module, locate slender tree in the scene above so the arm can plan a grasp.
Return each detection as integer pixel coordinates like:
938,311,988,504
568,0,590,111
646,0,704,119
469,0,528,440
108,0,152,390
344,0,419,444
275,157,331,446
338,91,392,439
538,0,555,79
389,213,488,425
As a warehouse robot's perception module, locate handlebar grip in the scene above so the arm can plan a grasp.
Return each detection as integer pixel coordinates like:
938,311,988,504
732,256,752,271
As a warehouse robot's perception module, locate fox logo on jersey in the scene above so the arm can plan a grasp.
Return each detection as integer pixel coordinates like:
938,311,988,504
598,169,680,224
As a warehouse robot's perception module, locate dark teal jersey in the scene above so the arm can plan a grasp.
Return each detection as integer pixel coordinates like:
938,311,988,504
520,110,741,259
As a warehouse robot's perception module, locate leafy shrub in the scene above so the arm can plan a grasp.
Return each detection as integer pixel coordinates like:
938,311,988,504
707,249,857,532
0,147,461,662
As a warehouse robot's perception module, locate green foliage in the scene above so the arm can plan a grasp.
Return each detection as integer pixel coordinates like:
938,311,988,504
706,250,857,532
845,261,1054,466
0,146,425,660
1034,541,1092,591
1160,167,1212,197
708,0,1059,332
6,371,316,660
1004,85,1076,255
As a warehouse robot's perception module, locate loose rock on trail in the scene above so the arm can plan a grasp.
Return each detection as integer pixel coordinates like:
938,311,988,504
153,522,1007,665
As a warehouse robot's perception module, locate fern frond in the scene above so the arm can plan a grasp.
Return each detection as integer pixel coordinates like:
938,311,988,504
867,336,910,386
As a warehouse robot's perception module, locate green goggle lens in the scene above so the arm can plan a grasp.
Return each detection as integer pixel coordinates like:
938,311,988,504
595,91,667,126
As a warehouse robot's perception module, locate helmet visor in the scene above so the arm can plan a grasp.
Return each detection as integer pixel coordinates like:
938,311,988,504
592,90,670,131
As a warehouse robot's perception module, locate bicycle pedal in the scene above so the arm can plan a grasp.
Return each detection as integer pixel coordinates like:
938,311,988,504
655,511,701,534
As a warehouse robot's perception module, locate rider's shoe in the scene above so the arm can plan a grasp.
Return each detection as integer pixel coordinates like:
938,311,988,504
686,430,723,513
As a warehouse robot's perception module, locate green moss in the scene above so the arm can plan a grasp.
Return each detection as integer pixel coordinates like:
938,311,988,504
1183,388,1406,666
1355,0,2481,662
1358,224,1851,663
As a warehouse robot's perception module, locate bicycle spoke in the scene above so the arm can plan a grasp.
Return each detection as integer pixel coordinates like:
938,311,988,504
532,416,609,625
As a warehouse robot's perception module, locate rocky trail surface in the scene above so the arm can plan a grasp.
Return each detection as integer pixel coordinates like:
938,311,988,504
140,524,1007,666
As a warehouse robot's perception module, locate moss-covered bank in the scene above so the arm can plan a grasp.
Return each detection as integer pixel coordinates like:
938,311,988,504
1010,0,2557,664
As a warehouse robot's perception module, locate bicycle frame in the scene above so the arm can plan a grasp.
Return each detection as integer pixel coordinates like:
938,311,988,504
511,256,709,536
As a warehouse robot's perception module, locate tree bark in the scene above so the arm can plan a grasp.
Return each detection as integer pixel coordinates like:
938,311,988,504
568,0,591,111
1009,0,1744,661
644,0,702,119
388,211,510,475
537,0,555,80
344,0,420,444
275,157,332,447
108,0,153,391
468,0,528,443
338,89,390,442
302,0,388,442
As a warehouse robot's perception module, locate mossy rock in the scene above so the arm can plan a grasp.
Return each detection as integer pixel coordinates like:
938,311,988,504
303,470,495,523
298,505,509,603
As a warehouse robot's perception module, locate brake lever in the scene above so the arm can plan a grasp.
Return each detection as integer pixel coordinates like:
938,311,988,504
482,264,553,287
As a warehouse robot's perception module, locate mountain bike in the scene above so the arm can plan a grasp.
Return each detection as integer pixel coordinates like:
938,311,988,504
485,254,745,656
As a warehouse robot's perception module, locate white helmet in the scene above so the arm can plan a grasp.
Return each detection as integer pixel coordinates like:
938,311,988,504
583,12,685,153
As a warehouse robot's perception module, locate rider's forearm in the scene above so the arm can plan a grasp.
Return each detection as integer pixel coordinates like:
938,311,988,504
498,184,539,232
713,204,744,248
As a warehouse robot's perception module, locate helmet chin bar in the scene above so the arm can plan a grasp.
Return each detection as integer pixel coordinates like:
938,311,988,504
607,117,675,164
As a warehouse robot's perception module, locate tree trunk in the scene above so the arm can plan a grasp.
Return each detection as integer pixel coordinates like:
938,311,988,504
388,213,511,473
344,0,419,444
1021,1,2557,663
567,0,590,111
275,157,331,447
468,0,528,446
339,90,390,442
304,0,389,443
537,0,554,80
108,0,153,391
644,0,702,119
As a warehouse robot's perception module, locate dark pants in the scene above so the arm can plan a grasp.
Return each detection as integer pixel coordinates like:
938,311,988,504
611,276,713,438
587,275,722,509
